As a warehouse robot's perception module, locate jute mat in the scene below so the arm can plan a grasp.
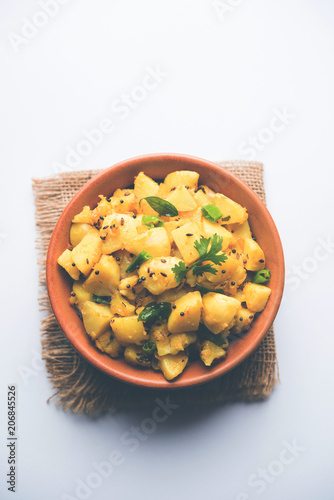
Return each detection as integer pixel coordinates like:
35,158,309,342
32,161,279,414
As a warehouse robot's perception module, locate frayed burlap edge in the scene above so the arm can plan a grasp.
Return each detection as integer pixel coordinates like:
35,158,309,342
32,161,279,414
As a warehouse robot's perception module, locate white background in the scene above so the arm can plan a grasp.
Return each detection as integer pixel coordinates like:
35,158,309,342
1,1,334,499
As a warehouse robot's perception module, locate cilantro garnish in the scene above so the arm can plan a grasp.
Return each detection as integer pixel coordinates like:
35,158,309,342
172,234,228,283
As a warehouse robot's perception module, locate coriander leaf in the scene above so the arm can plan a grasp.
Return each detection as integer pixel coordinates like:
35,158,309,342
214,254,228,264
205,233,223,258
220,215,231,222
194,234,227,267
171,261,188,284
201,204,223,223
253,269,271,284
92,295,111,305
138,302,172,323
140,196,178,217
126,250,152,273
142,215,164,228
208,253,228,266
192,263,217,277
142,341,157,355
202,234,227,266
172,234,228,283
195,284,225,295
194,236,211,259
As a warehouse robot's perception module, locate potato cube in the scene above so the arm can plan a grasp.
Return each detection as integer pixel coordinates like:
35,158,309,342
134,171,159,199
202,219,232,250
71,232,102,275
163,170,199,191
157,352,189,380
214,193,248,224
200,340,227,366
224,264,247,294
157,182,170,199
193,189,211,207
231,307,255,334
133,214,150,235
164,213,199,244
91,196,114,222
171,221,204,265
244,283,271,312
178,207,202,221
70,224,98,247
167,291,202,333
202,293,240,334
113,250,137,279
57,249,80,280
95,330,122,358
111,188,136,212
150,323,196,357
233,289,247,304
139,257,180,295
110,292,135,317
204,254,238,284
72,205,93,224
130,227,171,257
100,214,138,254
150,323,171,356
124,345,152,368
244,238,265,271
134,172,160,215
198,185,216,199
170,332,197,355
166,186,197,211
83,255,120,295
69,281,93,309
111,316,148,346
157,286,191,303
225,220,252,240
119,276,144,300
82,301,112,340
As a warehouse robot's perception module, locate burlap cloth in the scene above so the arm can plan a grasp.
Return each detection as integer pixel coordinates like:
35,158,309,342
32,161,279,414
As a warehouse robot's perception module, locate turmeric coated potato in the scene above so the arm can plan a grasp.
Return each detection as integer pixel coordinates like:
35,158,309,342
139,257,181,295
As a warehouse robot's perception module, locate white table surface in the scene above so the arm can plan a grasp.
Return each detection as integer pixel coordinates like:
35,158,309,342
1,1,334,499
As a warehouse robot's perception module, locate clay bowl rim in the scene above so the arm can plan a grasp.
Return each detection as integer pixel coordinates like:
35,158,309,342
46,153,284,390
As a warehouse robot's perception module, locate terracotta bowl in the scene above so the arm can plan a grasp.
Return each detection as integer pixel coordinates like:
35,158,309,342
46,153,284,389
